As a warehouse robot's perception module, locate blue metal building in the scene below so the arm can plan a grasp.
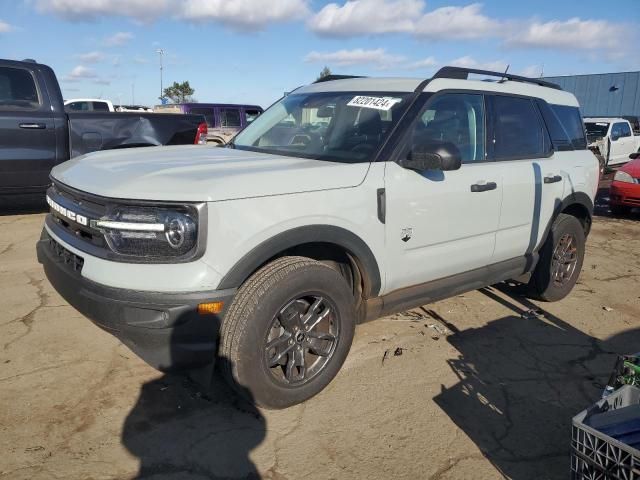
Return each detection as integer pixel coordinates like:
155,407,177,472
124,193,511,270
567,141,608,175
542,71,640,117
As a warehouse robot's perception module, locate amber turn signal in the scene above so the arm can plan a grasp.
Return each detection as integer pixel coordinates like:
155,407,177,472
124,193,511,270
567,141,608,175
198,301,224,315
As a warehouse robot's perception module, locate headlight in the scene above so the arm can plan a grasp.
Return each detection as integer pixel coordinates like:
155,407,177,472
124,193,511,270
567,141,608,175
93,205,200,259
614,171,636,184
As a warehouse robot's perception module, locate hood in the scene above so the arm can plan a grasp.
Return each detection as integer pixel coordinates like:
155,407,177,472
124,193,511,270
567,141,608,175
621,158,640,178
51,145,370,202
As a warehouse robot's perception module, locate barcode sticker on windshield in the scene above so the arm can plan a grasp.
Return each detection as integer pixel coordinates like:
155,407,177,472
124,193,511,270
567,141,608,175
347,96,402,111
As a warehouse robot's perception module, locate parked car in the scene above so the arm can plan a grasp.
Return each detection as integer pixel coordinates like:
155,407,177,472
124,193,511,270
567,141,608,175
64,98,115,112
154,103,263,145
610,152,640,215
38,66,598,409
115,105,153,113
621,116,640,135
0,59,208,197
584,117,640,169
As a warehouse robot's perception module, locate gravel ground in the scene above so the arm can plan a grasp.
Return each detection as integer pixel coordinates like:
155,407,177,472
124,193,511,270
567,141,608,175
1,197,639,480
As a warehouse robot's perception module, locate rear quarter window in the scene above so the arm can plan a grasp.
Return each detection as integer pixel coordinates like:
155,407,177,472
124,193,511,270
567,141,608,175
0,66,40,111
550,105,587,150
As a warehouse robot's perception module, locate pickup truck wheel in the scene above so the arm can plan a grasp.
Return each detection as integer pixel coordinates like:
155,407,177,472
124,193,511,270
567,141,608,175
219,256,356,409
528,213,585,302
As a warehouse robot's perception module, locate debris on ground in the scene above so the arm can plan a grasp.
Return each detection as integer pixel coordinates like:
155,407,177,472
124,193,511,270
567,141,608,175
426,323,450,335
603,306,613,312
394,347,404,356
521,309,544,320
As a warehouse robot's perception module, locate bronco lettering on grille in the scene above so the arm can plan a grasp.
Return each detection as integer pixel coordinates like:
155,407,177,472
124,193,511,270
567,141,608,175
46,195,88,226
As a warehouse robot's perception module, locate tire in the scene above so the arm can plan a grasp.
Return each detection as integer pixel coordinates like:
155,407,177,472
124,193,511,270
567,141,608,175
611,204,631,216
528,214,585,302
219,256,356,409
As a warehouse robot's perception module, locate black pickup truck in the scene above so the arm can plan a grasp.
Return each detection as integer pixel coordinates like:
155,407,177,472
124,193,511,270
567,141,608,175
0,59,207,196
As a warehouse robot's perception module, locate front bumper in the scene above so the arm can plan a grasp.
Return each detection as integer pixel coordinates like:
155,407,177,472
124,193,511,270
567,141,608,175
610,180,640,208
37,230,235,371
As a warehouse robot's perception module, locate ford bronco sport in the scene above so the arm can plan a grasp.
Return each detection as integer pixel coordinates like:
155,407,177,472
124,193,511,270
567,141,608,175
38,67,599,408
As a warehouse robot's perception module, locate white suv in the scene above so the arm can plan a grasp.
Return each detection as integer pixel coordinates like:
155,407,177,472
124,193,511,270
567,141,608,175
38,67,599,408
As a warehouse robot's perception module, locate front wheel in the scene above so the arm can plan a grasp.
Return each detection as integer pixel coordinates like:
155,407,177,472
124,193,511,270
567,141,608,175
528,214,586,302
219,256,356,409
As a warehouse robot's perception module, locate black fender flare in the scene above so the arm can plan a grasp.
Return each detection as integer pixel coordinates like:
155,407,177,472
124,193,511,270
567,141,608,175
537,191,594,252
217,225,382,297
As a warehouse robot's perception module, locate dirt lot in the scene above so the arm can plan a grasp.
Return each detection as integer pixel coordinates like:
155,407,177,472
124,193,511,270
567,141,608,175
1,198,639,480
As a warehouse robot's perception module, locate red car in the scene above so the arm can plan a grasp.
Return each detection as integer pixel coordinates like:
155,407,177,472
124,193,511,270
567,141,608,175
610,153,640,215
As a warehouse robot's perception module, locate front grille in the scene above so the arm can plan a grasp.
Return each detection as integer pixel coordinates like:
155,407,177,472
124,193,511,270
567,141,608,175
47,181,108,251
49,235,84,273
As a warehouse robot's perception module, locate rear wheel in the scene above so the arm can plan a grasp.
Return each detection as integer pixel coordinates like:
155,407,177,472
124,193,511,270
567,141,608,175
219,256,356,409
528,214,585,302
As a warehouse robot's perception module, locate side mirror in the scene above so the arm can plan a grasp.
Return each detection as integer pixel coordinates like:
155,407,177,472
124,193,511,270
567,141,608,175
400,141,462,172
611,132,620,141
629,152,640,160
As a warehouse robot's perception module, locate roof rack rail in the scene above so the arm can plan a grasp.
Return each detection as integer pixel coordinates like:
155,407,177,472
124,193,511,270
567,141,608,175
418,66,562,91
314,75,364,84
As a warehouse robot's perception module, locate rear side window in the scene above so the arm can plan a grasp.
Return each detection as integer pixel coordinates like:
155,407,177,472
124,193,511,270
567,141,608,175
491,96,548,160
0,66,40,110
190,107,215,127
92,101,110,112
67,101,90,111
220,108,241,128
619,122,632,137
550,105,587,150
245,109,261,124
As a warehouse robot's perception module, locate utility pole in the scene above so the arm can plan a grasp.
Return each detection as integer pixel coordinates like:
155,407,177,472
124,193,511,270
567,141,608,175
156,48,164,102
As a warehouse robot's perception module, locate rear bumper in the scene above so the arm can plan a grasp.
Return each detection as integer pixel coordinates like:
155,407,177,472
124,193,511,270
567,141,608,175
610,181,640,208
37,230,235,371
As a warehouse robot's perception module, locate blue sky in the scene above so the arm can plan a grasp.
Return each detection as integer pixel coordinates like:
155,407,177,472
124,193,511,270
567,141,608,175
1,0,638,108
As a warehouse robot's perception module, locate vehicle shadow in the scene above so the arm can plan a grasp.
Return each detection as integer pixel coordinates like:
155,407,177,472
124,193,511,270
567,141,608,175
121,331,266,478
433,283,639,479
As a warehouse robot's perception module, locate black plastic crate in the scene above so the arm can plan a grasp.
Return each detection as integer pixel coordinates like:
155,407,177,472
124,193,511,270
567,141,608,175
572,385,640,479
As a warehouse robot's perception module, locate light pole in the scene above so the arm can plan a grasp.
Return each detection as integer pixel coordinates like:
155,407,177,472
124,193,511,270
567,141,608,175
156,48,164,102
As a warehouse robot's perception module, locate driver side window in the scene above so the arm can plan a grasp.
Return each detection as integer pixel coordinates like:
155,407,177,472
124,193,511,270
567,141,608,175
410,93,486,163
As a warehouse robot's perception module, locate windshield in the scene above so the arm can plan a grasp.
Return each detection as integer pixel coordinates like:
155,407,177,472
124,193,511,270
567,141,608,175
232,92,412,162
585,122,609,140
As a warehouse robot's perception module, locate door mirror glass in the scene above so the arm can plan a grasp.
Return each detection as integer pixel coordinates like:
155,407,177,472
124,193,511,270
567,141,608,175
401,141,462,171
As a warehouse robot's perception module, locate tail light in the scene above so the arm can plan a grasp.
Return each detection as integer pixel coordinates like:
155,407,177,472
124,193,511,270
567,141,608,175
194,122,208,145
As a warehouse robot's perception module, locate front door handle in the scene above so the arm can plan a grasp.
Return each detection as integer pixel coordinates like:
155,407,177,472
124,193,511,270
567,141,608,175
19,123,46,129
470,182,497,193
544,175,562,184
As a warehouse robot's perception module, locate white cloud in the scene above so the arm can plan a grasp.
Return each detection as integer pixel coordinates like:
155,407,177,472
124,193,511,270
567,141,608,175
405,56,438,70
31,0,171,22
62,65,97,82
413,4,501,40
507,18,629,52
76,51,105,63
0,19,14,33
304,48,403,67
104,32,134,47
450,56,508,72
31,0,309,29
181,0,310,28
309,0,422,36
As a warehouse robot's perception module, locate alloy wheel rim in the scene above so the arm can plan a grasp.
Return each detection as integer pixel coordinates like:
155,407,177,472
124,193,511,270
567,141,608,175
263,295,339,387
551,233,578,286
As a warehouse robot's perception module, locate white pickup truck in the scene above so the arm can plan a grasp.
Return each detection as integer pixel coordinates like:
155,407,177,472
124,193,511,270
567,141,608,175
585,117,640,168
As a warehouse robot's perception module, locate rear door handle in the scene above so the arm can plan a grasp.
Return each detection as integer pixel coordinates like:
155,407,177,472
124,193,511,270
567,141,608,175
470,182,497,193
19,123,46,129
544,175,562,184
